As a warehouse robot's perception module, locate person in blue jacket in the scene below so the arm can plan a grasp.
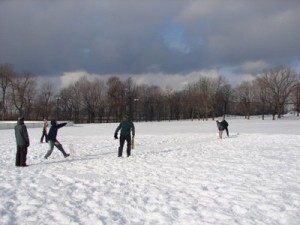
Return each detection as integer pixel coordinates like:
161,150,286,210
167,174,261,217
114,115,135,157
44,119,70,159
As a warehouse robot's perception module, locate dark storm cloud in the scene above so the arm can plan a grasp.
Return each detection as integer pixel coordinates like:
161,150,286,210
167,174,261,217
0,0,300,79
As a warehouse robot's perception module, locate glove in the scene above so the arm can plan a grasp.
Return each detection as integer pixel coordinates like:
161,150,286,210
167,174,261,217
114,133,118,139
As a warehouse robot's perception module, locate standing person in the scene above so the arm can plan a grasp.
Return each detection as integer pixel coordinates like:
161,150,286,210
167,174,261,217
216,119,229,139
44,119,70,159
114,115,135,157
40,118,48,143
14,117,30,167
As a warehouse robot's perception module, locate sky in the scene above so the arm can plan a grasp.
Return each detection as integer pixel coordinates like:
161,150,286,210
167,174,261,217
1,0,300,90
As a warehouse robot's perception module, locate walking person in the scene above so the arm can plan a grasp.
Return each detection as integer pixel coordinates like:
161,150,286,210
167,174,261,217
44,119,70,159
14,117,30,167
40,118,48,143
114,115,135,157
216,119,229,139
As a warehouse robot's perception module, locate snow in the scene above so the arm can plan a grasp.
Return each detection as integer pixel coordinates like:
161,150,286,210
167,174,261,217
1,117,300,225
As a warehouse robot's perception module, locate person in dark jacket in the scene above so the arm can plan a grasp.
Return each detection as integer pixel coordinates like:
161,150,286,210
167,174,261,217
44,119,70,159
114,116,135,157
40,118,48,143
216,119,229,139
14,117,30,167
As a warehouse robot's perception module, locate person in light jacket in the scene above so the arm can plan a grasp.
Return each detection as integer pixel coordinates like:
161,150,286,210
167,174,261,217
44,119,70,159
14,117,30,167
40,118,48,143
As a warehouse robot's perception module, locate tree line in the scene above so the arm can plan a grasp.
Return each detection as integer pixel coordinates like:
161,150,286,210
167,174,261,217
1,64,299,123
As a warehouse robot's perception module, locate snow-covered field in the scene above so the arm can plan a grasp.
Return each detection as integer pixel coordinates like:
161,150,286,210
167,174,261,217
1,116,300,225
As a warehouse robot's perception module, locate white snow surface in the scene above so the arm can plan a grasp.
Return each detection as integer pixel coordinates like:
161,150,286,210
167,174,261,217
1,117,300,225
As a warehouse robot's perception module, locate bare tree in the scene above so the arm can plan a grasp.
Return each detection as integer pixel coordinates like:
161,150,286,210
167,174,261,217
254,76,270,120
59,86,78,121
11,72,37,119
187,75,230,120
70,82,84,123
106,77,125,122
34,81,56,119
137,84,163,121
59,81,84,123
181,86,196,120
94,79,106,123
290,80,300,116
75,76,105,123
219,83,232,119
259,67,298,119
235,81,255,119
164,87,174,121
0,64,14,120
123,77,137,121
197,77,212,121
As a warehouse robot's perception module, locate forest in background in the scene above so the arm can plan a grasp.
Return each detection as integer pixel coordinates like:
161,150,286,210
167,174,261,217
1,64,299,123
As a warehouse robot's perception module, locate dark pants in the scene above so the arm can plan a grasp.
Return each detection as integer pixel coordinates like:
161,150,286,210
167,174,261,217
16,145,28,166
119,134,131,157
224,127,229,136
40,129,48,143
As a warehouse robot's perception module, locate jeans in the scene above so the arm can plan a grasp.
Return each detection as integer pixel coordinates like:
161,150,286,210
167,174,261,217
45,141,68,158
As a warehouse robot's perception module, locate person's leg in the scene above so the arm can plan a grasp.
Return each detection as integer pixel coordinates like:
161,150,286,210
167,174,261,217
16,146,21,166
119,136,126,157
45,141,55,159
126,135,131,157
225,127,229,137
20,145,28,166
40,132,45,143
219,130,223,139
54,142,69,157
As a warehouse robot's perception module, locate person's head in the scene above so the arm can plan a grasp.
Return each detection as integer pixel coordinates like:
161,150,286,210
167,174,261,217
51,119,57,126
17,116,25,124
123,114,129,121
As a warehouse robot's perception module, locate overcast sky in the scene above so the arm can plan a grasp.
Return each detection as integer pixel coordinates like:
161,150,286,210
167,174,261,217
1,0,300,89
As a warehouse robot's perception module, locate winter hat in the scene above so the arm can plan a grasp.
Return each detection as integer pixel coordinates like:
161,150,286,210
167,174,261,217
18,116,24,121
51,119,57,126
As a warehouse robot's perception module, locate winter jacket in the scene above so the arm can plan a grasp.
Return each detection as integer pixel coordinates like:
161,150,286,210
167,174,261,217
115,120,135,137
217,120,228,131
48,120,67,142
221,120,228,128
216,121,223,131
15,119,30,146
